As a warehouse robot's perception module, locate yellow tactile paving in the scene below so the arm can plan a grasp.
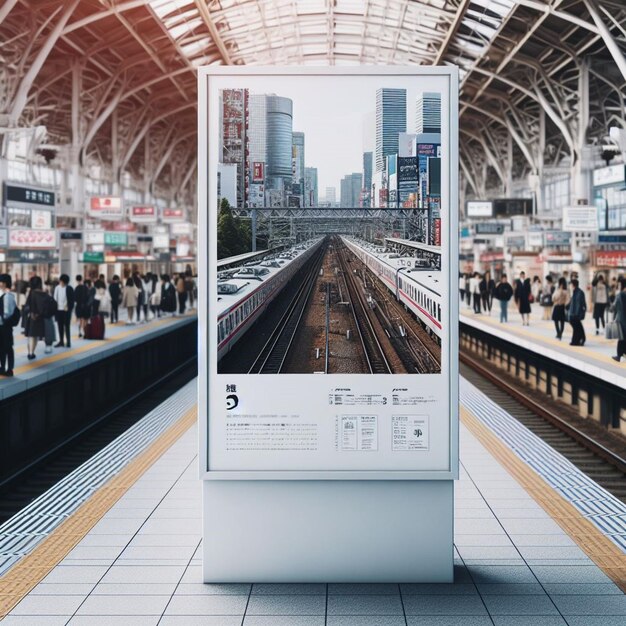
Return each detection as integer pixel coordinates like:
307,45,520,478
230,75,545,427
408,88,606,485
0,404,197,617
4,317,180,376
461,405,626,592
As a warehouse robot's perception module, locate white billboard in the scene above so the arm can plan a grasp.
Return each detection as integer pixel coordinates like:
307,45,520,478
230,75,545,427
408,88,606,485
200,68,458,478
466,200,493,217
562,206,598,232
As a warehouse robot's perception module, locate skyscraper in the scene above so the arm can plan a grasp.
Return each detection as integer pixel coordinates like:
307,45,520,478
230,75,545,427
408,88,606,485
266,95,293,190
220,88,249,207
304,167,318,207
291,132,305,206
375,88,406,172
416,92,441,134
248,94,267,167
340,173,363,208
363,151,373,190
325,187,337,206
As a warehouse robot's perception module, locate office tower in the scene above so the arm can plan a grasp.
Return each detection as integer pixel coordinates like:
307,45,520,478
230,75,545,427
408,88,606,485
325,187,336,205
305,167,318,207
248,94,267,167
220,88,248,207
375,88,406,172
416,92,441,134
266,95,293,192
362,151,373,206
340,173,363,207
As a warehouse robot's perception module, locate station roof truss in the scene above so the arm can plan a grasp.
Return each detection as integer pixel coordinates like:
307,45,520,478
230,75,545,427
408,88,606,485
1,1,625,205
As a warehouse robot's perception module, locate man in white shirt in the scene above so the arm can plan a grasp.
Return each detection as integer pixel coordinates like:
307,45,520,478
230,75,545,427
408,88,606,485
53,274,75,347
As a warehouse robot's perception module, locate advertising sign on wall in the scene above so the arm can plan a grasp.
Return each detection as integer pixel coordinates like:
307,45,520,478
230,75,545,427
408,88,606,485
104,232,128,246
8,229,56,249
89,196,123,218
466,201,493,217
0,228,7,247
171,222,193,236
252,162,265,182
84,231,105,245
130,205,157,223
153,234,170,249
562,206,598,232
162,208,185,223
31,209,53,230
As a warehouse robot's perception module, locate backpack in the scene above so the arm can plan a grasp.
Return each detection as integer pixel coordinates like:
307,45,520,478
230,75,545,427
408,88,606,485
42,293,58,318
0,294,21,327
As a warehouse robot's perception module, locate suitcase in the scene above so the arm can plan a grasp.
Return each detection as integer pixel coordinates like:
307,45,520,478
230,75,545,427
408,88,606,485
84,315,105,340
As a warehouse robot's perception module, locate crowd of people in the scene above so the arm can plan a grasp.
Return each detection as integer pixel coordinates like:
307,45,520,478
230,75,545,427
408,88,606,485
460,271,626,361
0,270,196,377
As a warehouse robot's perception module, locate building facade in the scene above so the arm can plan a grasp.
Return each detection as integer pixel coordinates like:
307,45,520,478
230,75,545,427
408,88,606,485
375,88,406,172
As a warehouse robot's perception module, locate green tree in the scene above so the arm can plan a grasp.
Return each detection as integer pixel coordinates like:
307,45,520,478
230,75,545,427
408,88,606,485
217,198,252,259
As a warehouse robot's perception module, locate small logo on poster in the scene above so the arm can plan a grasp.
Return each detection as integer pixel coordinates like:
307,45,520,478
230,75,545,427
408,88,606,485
226,394,239,410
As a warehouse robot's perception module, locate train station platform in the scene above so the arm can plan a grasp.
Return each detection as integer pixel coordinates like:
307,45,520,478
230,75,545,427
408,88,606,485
0,313,197,401
1,378,624,624
460,302,625,388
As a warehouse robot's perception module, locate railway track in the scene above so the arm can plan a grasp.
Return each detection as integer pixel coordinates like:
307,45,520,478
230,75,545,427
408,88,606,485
336,241,392,374
0,358,198,524
248,244,326,374
461,354,626,503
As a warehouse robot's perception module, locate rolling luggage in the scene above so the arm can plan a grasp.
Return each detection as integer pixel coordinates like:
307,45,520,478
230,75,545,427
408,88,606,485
84,315,105,340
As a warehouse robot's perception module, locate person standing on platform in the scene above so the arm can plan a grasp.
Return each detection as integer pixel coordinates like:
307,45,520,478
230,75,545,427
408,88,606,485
108,275,121,324
465,273,471,309
592,274,608,335
132,272,145,323
494,274,513,323
479,273,488,314
160,275,176,315
611,277,626,362
122,277,139,324
74,275,89,338
176,273,187,315
567,278,587,346
185,271,195,309
53,274,74,348
459,273,466,303
531,276,542,306
515,271,531,325
551,277,569,340
540,275,554,320
0,274,17,377
469,272,481,314
149,274,161,318
25,276,47,360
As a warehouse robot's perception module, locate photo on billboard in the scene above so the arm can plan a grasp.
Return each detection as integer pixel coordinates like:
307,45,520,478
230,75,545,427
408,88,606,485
201,68,458,475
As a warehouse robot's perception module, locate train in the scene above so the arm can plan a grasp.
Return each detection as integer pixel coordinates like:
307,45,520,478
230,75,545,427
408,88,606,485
341,236,442,340
217,238,324,359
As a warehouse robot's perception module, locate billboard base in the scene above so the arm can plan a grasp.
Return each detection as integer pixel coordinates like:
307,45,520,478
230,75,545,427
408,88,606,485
203,479,453,583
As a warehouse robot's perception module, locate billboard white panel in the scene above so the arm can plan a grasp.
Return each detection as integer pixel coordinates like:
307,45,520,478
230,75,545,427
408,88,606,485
562,206,598,232
200,67,458,480
466,201,493,217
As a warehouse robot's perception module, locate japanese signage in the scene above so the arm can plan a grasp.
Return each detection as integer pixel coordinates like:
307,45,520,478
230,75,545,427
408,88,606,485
83,251,104,263
527,232,544,247
0,228,7,247
562,206,598,232
8,229,56,249
162,208,185,223
475,222,504,235
545,231,571,246
171,222,193,236
252,162,265,182
593,250,626,267
130,205,157,223
84,231,105,245
466,201,493,217
60,231,82,240
153,234,170,249
104,232,128,246
4,183,55,208
592,164,626,187
89,196,123,218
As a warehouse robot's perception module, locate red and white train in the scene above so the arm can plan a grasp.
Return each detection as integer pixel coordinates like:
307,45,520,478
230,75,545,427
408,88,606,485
341,236,442,340
217,238,324,359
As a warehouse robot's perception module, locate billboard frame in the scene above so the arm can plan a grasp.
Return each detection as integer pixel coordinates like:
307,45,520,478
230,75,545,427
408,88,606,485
198,66,459,482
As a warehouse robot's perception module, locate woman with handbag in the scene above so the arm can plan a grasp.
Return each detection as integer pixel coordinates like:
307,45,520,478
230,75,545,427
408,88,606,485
551,277,569,340
611,278,626,362
25,276,47,360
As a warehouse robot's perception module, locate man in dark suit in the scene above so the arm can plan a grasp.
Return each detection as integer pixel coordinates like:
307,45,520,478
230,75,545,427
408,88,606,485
53,274,75,347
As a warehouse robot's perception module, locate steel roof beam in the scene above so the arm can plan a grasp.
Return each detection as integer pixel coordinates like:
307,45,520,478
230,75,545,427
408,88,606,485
432,0,471,66
582,0,626,80
194,0,232,64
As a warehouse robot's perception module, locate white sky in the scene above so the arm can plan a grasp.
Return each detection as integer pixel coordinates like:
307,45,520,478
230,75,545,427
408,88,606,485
210,73,448,194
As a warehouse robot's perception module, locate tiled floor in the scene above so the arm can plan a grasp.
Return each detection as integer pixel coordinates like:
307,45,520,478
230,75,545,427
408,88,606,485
3,411,624,625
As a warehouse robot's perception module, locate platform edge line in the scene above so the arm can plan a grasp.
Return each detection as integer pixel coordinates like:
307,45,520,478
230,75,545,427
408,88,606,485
0,404,198,617
460,405,626,592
